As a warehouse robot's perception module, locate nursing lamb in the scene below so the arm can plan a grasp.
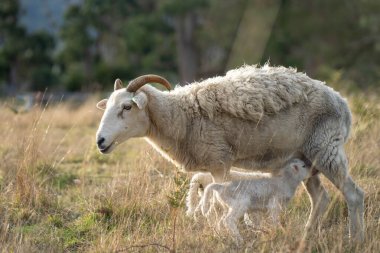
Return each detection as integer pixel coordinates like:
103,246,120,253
200,159,311,243
186,170,271,217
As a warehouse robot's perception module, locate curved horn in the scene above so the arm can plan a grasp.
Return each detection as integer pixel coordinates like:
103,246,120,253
126,74,172,92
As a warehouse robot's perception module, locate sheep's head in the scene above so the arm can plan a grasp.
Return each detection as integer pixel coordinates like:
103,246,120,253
95,75,171,154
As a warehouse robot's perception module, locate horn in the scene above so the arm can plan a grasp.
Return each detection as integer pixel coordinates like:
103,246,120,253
126,74,172,92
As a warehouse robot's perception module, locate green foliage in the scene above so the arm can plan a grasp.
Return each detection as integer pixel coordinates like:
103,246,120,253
0,0,56,93
61,64,86,91
262,0,380,89
52,172,77,190
160,0,209,15
59,213,98,249
1,0,380,92
47,214,64,228
167,173,189,208
57,0,177,90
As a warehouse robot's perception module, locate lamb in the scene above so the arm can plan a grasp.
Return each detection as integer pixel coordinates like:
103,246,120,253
200,159,311,243
95,65,364,241
186,170,271,217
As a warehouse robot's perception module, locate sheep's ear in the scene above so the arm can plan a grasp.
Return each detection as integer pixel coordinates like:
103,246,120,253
132,92,147,109
96,99,108,110
114,78,123,91
293,165,299,172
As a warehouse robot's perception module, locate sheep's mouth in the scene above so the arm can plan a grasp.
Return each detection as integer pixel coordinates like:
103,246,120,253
100,142,114,154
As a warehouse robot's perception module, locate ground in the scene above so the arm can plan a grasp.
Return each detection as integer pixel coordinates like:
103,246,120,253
0,94,379,252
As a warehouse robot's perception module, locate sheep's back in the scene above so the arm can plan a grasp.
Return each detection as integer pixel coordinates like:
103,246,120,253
192,65,320,122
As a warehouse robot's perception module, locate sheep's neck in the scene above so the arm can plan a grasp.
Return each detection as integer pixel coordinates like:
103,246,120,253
143,86,187,164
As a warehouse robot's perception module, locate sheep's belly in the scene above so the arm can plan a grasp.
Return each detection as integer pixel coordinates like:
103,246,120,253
233,155,292,172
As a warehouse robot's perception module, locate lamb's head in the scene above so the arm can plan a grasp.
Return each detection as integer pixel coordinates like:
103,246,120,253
284,159,312,181
95,75,171,154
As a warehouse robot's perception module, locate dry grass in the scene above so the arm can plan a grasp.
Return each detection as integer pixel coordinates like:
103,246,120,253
0,93,379,253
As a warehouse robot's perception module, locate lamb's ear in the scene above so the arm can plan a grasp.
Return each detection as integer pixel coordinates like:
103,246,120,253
114,78,123,90
96,99,108,110
132,92,148,109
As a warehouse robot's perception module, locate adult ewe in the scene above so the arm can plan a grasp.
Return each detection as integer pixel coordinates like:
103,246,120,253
95,65,364,241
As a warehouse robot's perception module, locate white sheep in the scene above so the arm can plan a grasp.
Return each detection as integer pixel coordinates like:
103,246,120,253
95,65,364,240
186,170,271,218
200,159,311,244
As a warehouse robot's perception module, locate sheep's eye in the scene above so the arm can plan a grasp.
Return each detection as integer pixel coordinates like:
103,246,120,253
123,105,132,111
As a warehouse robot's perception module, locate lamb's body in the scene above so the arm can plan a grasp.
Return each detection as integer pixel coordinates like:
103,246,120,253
200,159,310,243
186,170,271,217
96,65,365,240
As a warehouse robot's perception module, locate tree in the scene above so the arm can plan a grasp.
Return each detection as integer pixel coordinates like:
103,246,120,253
0,0,26,93
0,0,56,94
58,0,177,91
262,0,380,89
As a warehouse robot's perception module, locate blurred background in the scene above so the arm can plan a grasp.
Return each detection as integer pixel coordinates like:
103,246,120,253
0,0,379,96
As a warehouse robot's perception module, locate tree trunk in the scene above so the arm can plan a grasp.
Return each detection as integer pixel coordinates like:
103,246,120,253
175,13,199,84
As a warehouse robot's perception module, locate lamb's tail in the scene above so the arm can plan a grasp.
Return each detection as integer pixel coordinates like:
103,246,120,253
200,183,223,217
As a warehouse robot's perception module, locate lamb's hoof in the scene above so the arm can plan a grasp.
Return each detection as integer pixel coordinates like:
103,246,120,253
233,237,243,247
243,216,254,227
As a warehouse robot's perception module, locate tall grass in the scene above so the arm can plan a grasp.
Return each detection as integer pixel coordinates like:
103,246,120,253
0,93,379,252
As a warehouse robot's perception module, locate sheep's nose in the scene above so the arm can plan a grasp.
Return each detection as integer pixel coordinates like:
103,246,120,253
97,137,105,148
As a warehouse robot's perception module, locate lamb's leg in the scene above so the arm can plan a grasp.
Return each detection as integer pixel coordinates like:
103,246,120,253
224,207,245,245
268,198,281,226
205,193,218,225
303,175,329,231
217,207,228,231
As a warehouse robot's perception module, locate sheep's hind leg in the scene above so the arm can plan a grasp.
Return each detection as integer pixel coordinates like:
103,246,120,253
305,129,364,242
321,146,365,241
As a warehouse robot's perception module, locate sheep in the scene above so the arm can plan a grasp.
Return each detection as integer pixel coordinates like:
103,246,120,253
186,170,271,218
95,65,364,241
199,159,311,244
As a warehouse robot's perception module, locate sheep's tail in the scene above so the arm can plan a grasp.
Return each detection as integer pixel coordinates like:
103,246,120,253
201,183,223,216
344,106,352,142
339,95,352,142
186,178,203,216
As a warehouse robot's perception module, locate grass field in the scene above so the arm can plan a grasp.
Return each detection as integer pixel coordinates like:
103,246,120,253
0,93,379,253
